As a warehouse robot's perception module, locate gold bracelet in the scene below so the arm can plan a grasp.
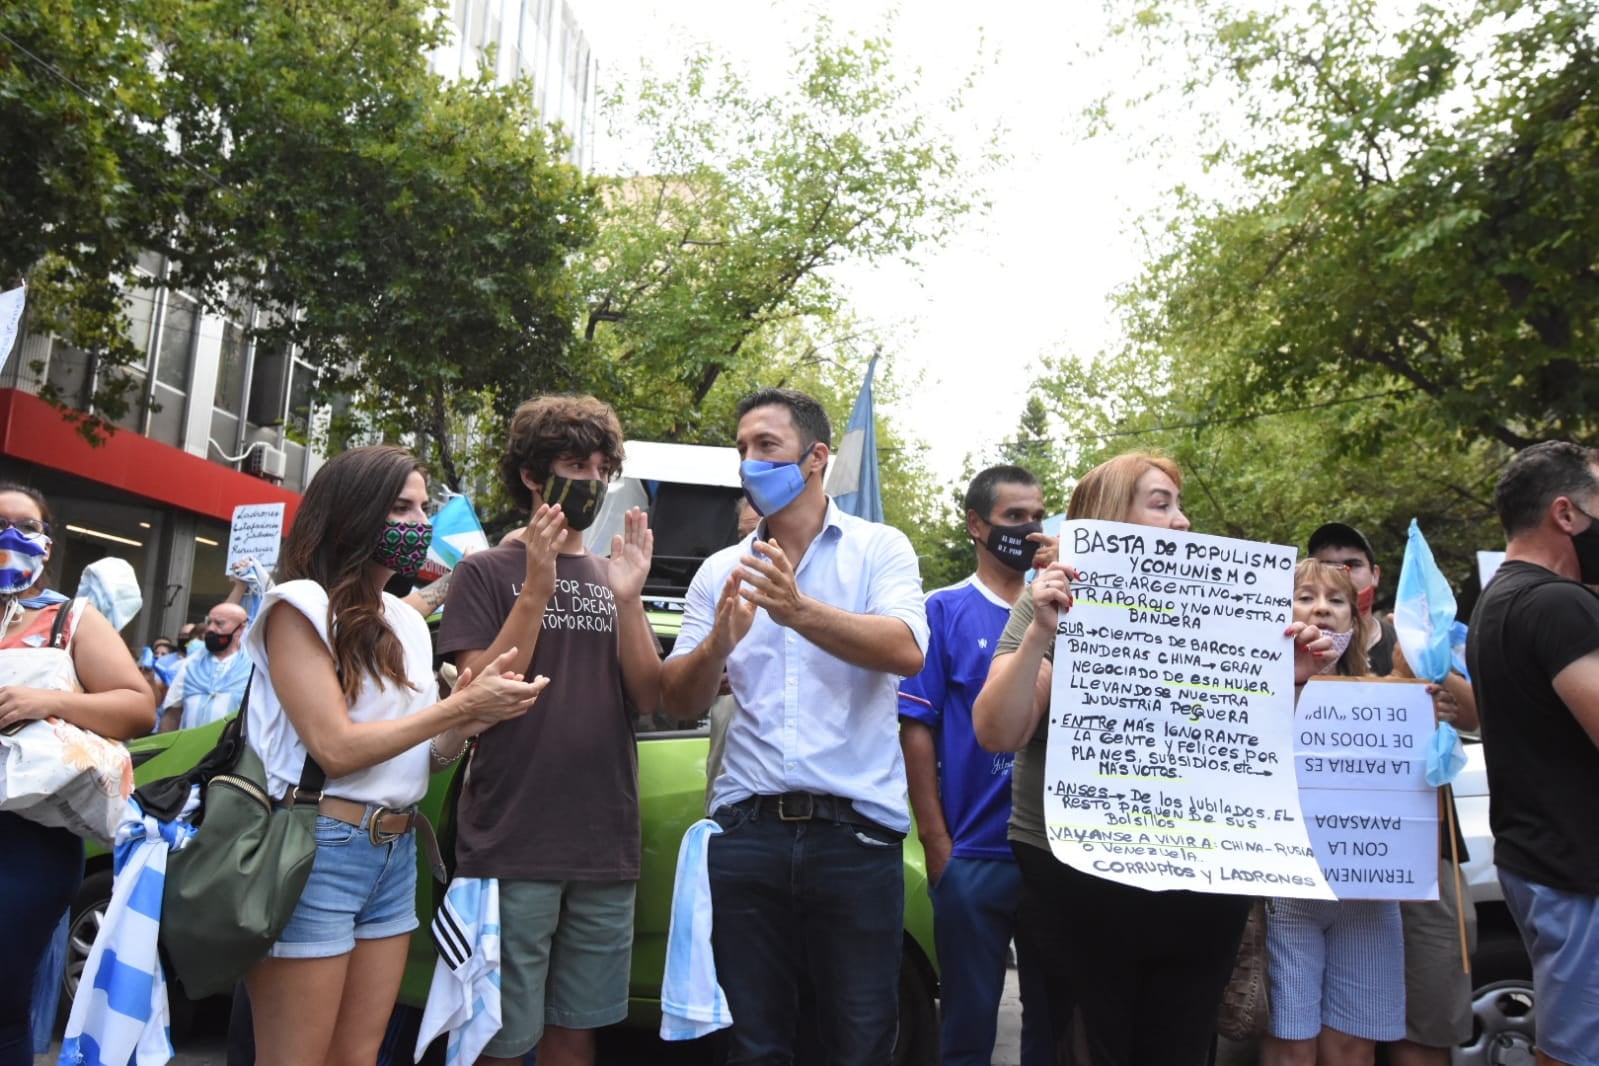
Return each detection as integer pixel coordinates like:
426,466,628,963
430,734,470,765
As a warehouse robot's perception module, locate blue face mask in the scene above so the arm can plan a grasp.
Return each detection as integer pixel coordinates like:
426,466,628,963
740,445,817,517
0,526,49,596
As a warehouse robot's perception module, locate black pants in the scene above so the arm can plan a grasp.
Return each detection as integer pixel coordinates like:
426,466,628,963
1012,841,1248,1066
0,812,82,1066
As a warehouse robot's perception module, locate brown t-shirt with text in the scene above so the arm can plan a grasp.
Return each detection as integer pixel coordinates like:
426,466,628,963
438,543,640,881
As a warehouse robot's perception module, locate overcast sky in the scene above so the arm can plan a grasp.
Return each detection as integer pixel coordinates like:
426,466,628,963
569,0,1203,481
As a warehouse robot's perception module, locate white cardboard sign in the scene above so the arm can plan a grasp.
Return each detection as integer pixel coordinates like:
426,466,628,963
226,502,286,575
1295,678,1440,900
1045,520,1333,899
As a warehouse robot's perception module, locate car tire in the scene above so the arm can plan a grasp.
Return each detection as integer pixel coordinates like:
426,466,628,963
893,950,939,1066
1453,979,1535,1066
62,868,196,1040
1470,926,1530,985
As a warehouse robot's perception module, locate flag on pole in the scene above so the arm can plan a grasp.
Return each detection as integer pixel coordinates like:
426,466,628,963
421,495,490,582
826,353,884,523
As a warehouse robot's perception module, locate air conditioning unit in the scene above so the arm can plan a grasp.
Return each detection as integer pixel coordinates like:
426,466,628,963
245,443,288,481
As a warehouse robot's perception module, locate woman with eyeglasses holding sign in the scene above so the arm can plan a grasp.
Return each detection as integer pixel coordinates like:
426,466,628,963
240,447,549,1065
0,483,155,1066
972,453,1334,1066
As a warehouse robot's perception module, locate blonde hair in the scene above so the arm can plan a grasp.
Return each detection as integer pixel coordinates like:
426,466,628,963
1292,559,1370,677
1067,452,1183,523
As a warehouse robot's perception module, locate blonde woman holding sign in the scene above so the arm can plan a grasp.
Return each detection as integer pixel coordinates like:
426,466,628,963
972,452,1333,1066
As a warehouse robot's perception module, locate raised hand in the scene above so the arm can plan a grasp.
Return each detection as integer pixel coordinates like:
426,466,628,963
521,503,568,600
738,539,807,628
710,571,756,658
1029,562,1077,634
608,507,654,601
1288,621,1336,684
1030,533,1060,572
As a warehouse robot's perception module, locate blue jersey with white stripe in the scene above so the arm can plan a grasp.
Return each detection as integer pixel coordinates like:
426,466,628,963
898,576,1017,861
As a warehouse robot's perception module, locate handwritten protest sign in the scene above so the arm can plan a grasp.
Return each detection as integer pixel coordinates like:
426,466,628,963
0,284,24,371
1296,678,1439,900
1476,550,1506,590
1046,520,1332,899
227,503,286,575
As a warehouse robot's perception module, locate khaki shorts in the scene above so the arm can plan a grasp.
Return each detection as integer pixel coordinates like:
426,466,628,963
482,879,638,1058
1398,857,1477,1047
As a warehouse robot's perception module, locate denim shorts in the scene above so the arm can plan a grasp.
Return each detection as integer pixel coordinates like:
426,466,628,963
270,815,419,959
1499,867,1599,1066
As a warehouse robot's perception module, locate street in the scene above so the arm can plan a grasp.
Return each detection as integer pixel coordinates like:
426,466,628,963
37,969,1028,1066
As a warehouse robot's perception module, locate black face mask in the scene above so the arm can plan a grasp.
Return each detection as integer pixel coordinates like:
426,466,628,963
1573,507,1599,585
203,629,237,654
984,520,1043,572
542,475,607,532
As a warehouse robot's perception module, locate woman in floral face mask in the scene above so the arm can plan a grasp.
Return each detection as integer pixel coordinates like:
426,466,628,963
240,446,552,1065
1262,561,1454,1066
0,483,155,1065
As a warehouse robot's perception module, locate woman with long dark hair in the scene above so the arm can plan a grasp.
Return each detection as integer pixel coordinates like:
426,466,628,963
972,453,1333,1065
0,483,155,1066
242,446,547,1065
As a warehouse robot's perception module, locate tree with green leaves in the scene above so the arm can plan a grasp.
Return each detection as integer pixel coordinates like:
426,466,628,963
1102,0,1599,455
2,0,593,479
573,22,989,444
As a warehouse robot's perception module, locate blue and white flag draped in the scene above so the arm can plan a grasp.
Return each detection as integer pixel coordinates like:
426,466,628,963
825,354,884,523
59,789,199,1066
660,819,731,1041
416,878,502,1066
426,496,490,575
1394,519,1467,786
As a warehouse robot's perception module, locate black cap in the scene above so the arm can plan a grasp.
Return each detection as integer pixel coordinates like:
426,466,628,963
1307,522,1377,566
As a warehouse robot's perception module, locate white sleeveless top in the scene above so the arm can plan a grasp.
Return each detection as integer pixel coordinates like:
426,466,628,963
243,580,438,808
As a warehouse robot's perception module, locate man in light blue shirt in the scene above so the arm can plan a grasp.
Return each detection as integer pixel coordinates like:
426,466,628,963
662,387,928,1066
158,601,249,732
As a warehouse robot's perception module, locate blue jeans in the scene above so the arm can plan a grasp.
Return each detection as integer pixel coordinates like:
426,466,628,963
930,856,1052,1066
0,812,82,1066
708,801,905,1066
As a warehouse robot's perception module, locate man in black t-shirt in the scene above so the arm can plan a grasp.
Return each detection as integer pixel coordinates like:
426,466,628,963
1467,441,1599,1066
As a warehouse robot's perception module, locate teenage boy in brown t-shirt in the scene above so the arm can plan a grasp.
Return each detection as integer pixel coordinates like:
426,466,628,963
437,394,659,1066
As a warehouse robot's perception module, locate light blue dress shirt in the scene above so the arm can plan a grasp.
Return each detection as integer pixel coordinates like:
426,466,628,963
668,500,930,832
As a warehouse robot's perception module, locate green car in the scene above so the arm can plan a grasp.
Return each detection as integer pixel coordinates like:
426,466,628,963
68,707,941,1063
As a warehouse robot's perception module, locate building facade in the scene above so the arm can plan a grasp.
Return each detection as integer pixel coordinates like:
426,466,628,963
0,2,597,650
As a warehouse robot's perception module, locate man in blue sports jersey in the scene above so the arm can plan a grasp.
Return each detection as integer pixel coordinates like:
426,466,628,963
900,465,1054,1066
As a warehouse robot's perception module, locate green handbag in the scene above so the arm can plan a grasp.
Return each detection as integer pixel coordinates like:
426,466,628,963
134,671,327,999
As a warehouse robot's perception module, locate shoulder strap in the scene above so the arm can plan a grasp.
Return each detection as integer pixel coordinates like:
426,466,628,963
237,666,327,798
48,599,80,650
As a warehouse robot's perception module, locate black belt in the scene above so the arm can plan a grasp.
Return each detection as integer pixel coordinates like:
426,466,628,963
738,792,875,827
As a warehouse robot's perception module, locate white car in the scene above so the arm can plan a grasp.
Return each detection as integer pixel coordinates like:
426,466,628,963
1451,738,1536,1066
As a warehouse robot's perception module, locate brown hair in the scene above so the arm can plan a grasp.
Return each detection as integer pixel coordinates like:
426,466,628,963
278,446,425,701
1067,452,1183,523
498,395,625,512
1292,559,1370,677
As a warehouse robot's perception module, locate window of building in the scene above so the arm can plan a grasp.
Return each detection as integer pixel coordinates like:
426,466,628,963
247,342,290,428
155,291,198,392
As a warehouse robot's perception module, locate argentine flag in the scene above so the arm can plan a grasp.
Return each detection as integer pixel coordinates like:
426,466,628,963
427,496,490,574
826,354,884,523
